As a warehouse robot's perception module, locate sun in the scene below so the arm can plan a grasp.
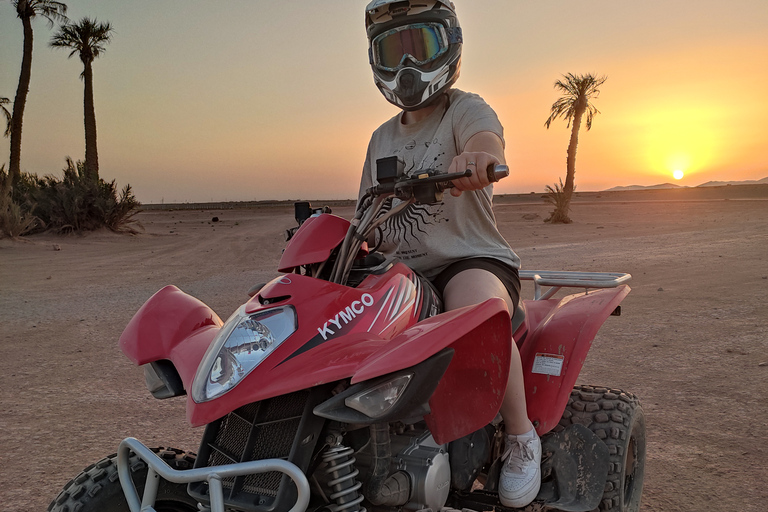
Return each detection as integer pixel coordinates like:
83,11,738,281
673,170,684,180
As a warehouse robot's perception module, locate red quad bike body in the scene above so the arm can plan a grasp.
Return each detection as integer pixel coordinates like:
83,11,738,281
50,165,646,512
121,254,512,439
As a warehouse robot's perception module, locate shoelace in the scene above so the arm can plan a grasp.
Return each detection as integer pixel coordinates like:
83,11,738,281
502,437,536,472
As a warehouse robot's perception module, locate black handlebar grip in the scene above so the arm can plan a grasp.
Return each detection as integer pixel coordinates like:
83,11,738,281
487,164,510,183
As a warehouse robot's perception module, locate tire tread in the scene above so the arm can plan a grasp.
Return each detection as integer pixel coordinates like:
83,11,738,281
557,385,645,512
47,446,198,512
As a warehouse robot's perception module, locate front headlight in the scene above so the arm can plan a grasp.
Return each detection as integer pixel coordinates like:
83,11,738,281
191,305,297,403
344,374,413,418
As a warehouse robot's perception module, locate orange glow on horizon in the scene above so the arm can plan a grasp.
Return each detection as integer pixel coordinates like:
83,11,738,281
638,104,720,179
1,5,767,201
560,39,768,189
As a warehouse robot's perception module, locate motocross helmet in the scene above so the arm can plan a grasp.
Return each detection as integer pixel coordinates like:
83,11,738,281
365,0,462,111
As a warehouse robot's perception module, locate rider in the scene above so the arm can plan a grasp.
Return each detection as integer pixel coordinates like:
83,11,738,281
358,1,541,508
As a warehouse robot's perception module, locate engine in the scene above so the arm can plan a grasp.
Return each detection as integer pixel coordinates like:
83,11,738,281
191,392,491,512
390,429,451,511
349,425,451,512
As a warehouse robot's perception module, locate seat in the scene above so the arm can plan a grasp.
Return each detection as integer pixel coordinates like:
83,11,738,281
511,301,527,334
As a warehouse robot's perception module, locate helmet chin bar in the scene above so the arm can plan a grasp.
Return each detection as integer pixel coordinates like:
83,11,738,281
395,69,425,108
376,64,457,111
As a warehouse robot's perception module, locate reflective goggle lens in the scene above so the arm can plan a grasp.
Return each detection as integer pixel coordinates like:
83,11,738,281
375,24,446,70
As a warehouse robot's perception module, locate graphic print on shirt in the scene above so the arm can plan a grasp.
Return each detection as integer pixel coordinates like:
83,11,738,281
379,138,449,257
378,198,442,248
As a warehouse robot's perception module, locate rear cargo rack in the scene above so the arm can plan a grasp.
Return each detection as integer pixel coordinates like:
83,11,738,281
519,270,631,300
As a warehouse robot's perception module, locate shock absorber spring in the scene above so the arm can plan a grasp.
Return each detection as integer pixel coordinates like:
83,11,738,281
322,445,366,512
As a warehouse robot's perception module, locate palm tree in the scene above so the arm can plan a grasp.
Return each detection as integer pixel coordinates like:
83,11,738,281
7,0,68,190
50,17,113,183
1,97,12,137
544,73,607,223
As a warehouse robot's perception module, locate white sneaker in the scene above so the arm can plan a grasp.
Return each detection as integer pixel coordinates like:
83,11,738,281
498,428,542,508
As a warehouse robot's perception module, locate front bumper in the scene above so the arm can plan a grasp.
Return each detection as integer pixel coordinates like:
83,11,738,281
117,437,310,512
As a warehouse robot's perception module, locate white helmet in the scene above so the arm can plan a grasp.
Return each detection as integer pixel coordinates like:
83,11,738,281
365,0,462,111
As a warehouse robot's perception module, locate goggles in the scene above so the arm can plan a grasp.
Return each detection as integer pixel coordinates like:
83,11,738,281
371,23,461,72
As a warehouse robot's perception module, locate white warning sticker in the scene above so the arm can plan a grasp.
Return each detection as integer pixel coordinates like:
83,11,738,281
532,353,565,376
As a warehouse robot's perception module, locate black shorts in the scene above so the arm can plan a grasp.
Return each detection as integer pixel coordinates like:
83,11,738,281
430,257,521,310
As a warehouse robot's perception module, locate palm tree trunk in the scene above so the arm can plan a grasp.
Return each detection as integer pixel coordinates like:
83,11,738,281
83,59,99,182
564,99,586,199
9,14,34,191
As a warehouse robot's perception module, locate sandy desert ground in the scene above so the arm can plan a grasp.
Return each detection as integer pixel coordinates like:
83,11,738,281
1,185,766,511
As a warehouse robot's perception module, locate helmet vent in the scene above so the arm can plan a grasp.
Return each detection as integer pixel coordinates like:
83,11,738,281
389,2,411,16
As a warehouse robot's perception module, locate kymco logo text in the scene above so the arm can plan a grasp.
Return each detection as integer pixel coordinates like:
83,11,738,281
317,294,375,341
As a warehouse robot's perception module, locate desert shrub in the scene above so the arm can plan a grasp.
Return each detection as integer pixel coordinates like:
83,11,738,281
30,158,141,233
0,165,40,238
12,170,46,204
544,178,574,224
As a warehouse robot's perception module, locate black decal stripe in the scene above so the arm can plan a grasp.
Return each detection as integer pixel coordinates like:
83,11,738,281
413,278,422,318
278,331,328,366
279,314,366,366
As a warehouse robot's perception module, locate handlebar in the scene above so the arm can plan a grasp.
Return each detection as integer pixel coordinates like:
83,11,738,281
369,164,509,198
339,163,509,285
487,163,510,183
444,163,509,187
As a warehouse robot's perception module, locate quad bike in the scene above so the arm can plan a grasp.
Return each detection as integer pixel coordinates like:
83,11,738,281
49,159,645,512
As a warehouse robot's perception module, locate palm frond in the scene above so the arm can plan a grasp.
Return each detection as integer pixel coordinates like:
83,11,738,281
544,73,607,131
50,17,114,64
545,97,577,128
14,0,68,27
1,97,12,137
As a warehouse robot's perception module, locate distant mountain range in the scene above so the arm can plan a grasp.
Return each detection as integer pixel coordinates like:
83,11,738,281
604,177,768,192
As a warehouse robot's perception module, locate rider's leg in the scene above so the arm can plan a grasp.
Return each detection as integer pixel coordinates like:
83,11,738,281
441,268,531,434
442,267,542,508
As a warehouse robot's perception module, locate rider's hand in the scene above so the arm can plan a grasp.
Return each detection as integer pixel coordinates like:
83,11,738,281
448,151,500,197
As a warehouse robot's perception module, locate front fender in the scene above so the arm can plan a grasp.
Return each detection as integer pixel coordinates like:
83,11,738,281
521,285,630,434
354,298,512,445
186,302,510,429
119,285,223,389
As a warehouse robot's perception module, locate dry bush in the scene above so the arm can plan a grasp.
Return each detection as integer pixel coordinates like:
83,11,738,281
0,165,39,239
544,178,574,224
31,158,141,234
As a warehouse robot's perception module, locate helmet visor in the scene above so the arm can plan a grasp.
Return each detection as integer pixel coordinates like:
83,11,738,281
372,23,448,71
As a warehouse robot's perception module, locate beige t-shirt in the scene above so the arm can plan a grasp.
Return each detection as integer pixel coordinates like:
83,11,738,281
358,89,520,278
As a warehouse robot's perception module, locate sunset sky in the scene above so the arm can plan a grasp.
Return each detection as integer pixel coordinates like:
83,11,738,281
1,1,766,203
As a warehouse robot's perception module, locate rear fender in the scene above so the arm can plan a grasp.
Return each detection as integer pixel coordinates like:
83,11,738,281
521,285,630,434
354,298,512,444
119,285,222,389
